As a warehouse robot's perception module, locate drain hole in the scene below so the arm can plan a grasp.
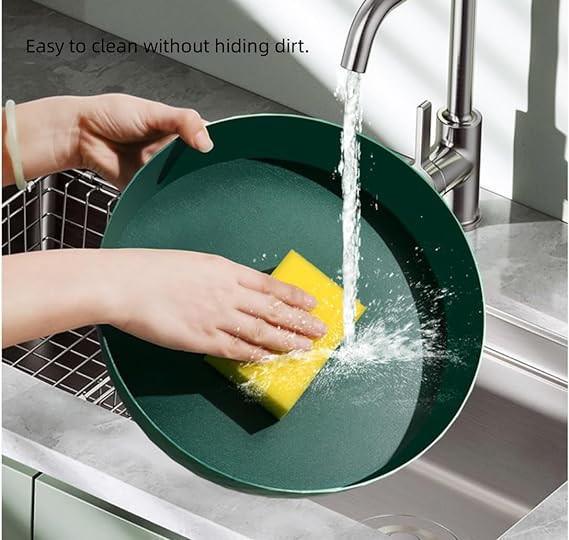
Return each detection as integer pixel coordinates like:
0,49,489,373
363,514,459,540
388,533,422,540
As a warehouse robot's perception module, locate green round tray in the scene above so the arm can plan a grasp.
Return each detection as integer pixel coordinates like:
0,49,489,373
99,114,484,495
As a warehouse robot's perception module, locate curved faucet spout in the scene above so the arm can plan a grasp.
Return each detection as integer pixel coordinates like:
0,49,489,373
340,0,482,229
341,0,407,73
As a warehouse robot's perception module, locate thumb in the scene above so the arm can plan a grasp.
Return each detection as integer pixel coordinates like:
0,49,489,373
144,103,214,153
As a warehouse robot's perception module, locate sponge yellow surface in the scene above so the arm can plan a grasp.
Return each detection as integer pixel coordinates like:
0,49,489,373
206,250,365,419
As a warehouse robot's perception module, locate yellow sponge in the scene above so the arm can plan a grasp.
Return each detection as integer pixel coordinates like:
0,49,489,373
206,250,365,419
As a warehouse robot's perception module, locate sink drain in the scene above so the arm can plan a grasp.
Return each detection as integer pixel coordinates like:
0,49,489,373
363,514,459,540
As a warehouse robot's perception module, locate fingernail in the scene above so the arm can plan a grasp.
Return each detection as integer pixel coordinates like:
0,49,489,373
314,320,328,335
305,294,317,309
297,337,313,351
195,129,214,153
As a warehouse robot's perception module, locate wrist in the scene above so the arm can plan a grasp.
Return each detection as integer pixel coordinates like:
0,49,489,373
93,248,142,330
87,249,124,327
13,96,85,179
48,96,85,172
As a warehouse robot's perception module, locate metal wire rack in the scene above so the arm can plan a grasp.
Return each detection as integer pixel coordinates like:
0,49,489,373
2,170,129,417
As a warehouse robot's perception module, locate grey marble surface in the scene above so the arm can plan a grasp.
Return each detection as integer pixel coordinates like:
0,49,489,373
2,364,387,540
2,0,567,538
500,483,567,540
2,0,294,120
467,190,567,337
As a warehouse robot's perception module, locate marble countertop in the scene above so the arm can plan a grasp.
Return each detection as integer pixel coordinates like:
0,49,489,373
2,0,567,538
500,483,567,540
2,364,386,540
467,190,567,337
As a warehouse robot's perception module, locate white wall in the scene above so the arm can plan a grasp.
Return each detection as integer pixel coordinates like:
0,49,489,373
36,0,568,220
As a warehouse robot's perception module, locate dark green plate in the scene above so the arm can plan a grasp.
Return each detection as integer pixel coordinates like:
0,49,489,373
99,114,484,494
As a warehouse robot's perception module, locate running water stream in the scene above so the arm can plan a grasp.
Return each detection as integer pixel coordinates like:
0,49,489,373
237,72,458,402
337,70,363,345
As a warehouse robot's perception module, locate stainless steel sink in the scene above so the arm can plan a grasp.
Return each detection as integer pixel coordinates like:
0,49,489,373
315,345,567,539
2,171,567,540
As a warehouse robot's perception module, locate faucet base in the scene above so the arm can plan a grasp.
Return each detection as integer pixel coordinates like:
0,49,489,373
437,108,482,229
460,213,482,232
451,180,482,231
443,188,481,231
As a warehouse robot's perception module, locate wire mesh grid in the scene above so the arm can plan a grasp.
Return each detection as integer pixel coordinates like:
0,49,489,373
2,170,129,417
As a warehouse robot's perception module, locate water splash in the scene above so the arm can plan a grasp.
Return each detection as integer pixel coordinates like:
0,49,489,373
237,282,463,406
233,73,466,409
336,69,364,345
325,291,461,380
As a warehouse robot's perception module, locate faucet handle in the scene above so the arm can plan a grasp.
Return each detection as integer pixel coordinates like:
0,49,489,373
414,100,432,170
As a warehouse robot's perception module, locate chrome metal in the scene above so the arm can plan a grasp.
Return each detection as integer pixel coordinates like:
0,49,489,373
412,101,434,181
340,0,407,74
447,0,476,123
485,306,568,384
341,0,483,229
1,171,127,417
437,107,482,229
363,514,459,540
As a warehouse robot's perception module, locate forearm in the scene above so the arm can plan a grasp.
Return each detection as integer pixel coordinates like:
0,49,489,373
2,249,114,346
2,96,83,186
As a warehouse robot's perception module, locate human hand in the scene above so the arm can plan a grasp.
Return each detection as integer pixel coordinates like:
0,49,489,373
2,94,212,190
108,249,327,361
76,94,212,189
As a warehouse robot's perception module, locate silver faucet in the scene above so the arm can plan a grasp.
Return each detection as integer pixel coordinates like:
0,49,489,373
342,0,482,230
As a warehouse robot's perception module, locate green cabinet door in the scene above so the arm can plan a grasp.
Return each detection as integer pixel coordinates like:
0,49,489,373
2,456,39,540
34,475,190,540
